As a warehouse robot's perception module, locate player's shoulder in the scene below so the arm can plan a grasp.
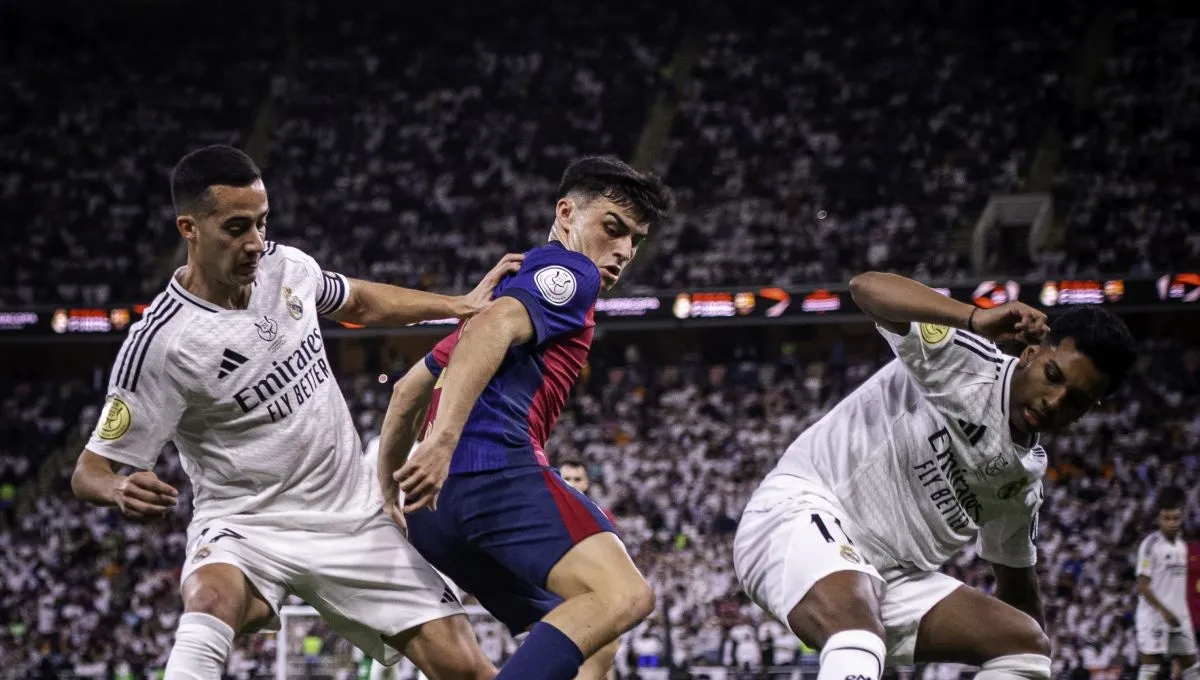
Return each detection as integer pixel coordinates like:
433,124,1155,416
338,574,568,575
261,241,317,270
1139,532,1162,551
112,287,194,391
507,242,602,306
523,242,600,276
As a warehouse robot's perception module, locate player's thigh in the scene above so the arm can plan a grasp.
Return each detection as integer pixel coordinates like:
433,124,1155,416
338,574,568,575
298,512,472,666
462,467,627,600
734,491,883,648
1170,626,1199,660
386,613,496,680
1137,614,1170,659
180,521,288,633
913,583,1049,665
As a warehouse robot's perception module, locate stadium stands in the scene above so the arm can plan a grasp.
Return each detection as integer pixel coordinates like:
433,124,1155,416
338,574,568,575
5,3,1192,306
0,3,278,306
4,337,1197,676
1050,8,1200,277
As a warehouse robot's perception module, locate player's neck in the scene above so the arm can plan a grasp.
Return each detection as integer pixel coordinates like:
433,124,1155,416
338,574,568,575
177,264,253,310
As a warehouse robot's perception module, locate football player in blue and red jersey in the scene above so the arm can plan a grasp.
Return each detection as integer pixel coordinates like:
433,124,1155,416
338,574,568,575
377,156,673,680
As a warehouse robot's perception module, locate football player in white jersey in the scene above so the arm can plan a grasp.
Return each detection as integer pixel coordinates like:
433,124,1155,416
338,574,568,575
70,146,521,680
1136,487,1198,680
734,271,1137,680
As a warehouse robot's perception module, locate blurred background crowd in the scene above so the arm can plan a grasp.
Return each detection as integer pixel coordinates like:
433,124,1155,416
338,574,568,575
1,0,1197,678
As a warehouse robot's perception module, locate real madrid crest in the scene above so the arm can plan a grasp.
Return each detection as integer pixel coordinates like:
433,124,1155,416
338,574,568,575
839,544,862,564
283,287,303,320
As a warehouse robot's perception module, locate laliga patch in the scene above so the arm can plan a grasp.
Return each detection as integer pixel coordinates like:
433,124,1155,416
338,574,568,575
919,323,950,345
534,266,577,306
98,396,132,441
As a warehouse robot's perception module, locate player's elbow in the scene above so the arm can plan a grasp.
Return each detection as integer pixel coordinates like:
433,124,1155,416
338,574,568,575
848,271,885,305
70,451,95,501
390,364,434,412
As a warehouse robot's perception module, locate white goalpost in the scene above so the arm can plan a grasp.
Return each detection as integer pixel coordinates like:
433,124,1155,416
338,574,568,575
275,603,495,680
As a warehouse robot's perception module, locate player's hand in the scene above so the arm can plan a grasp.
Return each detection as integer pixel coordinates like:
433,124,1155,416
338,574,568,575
971,302,1048,346
456,253,524,319
382,490,408,537
1162,608,1182,628
395,434,455,513
112,471,178,520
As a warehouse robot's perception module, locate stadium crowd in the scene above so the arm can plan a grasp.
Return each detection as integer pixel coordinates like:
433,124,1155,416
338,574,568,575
4,3,1194,308
1050,8,1200,277
0,3,277,307
1,333,1196,678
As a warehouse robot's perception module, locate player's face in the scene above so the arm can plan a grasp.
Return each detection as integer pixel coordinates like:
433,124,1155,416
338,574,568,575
178,181,269,288
1010,337,1109,435
560,465,590,494
1159,508,1183,538
555,195,649,290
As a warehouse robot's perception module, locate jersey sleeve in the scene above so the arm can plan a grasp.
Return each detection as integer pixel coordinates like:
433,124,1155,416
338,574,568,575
86,321,187,470
878,322,1003,395
315,269,350,316
499,252,601,345
1136,536,1156,578
274,242,350,316
977,496,1041,568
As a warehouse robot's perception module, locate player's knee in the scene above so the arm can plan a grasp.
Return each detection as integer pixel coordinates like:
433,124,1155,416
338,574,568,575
181,578,241,629
607,577,656,632
993,616,1050,659
977,653,1052,680
788,572,884,647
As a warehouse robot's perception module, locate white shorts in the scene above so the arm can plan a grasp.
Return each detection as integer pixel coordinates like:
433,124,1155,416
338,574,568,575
181,511,463,664
734,477,961,666
1136,610,1198,657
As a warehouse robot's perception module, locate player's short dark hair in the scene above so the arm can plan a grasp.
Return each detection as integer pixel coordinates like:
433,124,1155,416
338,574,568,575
559,459,588,473
1158,486,1186,512
170,145,262,215
558,156,674,231
1047,306,1136,396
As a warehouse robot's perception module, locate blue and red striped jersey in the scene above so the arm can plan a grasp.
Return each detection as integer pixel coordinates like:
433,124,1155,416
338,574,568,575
422,242,600,473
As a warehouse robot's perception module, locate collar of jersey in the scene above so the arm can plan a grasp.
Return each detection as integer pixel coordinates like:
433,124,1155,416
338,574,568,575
166,268,231,314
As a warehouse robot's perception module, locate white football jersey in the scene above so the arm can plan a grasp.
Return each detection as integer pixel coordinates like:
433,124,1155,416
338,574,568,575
87,242,376,531
1136,531,1191,623
764,322,1046,571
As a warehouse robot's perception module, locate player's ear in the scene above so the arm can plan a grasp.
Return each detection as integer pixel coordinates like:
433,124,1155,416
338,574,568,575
177,215,198,242
1018,344,1039,369
555,197,574,235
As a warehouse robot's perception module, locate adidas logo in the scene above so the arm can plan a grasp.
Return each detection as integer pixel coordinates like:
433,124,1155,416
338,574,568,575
440,585,459,605
217,349,250,379
956,419,987,446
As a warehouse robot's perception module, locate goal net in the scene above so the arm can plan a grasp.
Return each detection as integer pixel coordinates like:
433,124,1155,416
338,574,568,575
274,603,510,680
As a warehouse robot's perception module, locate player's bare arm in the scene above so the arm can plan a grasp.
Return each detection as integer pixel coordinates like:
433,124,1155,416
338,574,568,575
1137,575,1182,627
992,564,1046,629
850,271,1048,344
327,254,523,327
396,296,536,511
378,361,436,527
71,448,179,520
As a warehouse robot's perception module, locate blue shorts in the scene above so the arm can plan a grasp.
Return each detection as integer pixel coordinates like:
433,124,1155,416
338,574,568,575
406,465,615,635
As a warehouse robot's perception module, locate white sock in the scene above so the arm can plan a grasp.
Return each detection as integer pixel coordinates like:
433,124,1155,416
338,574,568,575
1182,663,1199,680
817,629,886,680
976,653,1052,680
1137,665,1161,680
163,612,235,680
